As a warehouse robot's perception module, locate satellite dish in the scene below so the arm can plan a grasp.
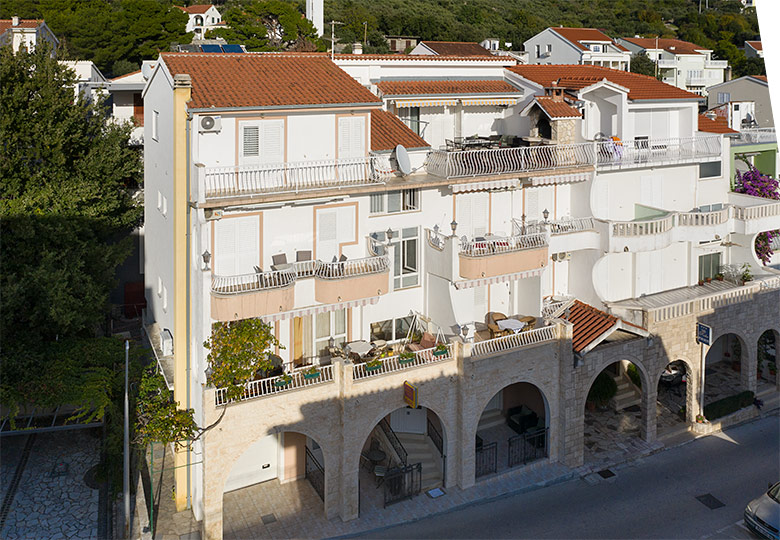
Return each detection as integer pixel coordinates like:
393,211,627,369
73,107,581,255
394,145,412,176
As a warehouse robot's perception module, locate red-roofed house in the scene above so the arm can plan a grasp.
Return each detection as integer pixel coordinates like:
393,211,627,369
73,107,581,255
410,40,494,57
706,74,772,128
524,27,631,71
745,40,763,59
0,17,58,53
176,4,222,38
617,37,729,96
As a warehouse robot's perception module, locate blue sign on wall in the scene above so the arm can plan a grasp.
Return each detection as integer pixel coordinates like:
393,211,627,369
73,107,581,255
697,322,712,346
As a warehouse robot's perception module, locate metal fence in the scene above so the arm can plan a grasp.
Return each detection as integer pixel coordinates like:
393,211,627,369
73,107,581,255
595,135,721,169
305,447,325,501
383,463,422,507
475,441,497,478
379,418,408,466
508,428,548,468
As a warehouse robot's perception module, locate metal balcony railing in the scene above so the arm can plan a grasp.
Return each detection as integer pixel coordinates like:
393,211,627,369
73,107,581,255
472,324,559,358
215,362,334,406
425,143,595,179
203,155,393,198
460,232,548,257
211,268,296,295
596,136,721,169
735,128,777,145
314,255,389,280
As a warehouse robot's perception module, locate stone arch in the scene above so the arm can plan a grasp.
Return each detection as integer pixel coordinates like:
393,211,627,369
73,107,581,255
757,327,780,388
706,329,754,396
579,353,651,411
654,356,698,427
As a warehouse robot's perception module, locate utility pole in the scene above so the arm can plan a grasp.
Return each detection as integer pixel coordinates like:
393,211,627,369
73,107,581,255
655,36,658,80
363,21,367,46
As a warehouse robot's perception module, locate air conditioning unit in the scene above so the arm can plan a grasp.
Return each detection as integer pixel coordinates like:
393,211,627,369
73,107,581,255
161,328,173,356
199,115,222,133
204,208,223,221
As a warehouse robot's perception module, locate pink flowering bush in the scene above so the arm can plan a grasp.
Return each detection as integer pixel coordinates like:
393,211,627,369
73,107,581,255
734,169,780,265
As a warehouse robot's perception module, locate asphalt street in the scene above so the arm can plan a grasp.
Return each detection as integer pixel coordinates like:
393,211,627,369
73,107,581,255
360,413,779,539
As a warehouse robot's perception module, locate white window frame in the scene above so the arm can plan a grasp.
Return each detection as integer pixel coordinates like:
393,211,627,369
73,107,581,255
152,110,159,141
371,227,419,289
314,309,347,357
369,189,419,215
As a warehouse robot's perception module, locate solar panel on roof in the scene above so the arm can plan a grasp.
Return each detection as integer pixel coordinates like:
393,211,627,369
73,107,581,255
221,44,244,53
200,44,223,53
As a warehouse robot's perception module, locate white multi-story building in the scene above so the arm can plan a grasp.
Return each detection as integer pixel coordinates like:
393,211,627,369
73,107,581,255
618,37,729,96
143,53,780,539
0,17,58,52
177,5,223,39
524,27,631,70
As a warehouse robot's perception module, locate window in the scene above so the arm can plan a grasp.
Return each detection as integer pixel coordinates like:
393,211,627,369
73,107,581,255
698,203,723,212
338,116,366,158
371,227,419,289
314,309,346,357
390,39,397,49
399,107,421,135
699,161,721,179
733,103,740,111
698,252,722,281
162,286,168,312
546,44,552,54
535,44,541,58
157,276,162,297
370,316,413,342
240,120,284,166
152,110,159,141
369,189,419,215
717,92,731,104
214,215,260,276
590,44,602,52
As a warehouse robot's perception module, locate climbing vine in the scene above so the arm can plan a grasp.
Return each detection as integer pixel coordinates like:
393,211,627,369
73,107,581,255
734,168,780,265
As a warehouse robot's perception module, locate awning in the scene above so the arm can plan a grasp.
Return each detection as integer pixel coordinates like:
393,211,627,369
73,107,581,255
260,296,381,323
461,98,519,106
454,268,545,290
530,172,592,186
394,99,458,108
451,178,519,193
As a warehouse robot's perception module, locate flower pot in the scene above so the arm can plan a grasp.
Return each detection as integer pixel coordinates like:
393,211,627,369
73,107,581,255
365,363,382,372
698,280,704,286
705,277,712,283
433,349,448,357
303,372,320,380
275,379,292,388
398,357,415,365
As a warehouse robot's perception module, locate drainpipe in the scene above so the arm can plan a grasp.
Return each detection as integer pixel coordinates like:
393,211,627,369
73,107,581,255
185,109,192,509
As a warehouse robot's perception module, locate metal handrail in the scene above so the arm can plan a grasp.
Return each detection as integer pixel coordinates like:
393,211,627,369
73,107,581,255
472,324,558,357
379,418,407,466
352,344,453,380
736,128,776,145
460,232,548,257
425,228,448,251
314,255,389,280
214,363,334,405
596,135,721,169
211,267,296,295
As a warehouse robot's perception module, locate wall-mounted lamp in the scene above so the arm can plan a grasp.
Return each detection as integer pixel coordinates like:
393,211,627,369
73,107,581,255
433,224,440,234
202,250,211,271
386,227,394,241
450,220,458,234
328,336,335,349
542,208,550,222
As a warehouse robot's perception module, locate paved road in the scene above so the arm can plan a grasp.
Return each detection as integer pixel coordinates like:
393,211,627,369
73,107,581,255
362,413,779,539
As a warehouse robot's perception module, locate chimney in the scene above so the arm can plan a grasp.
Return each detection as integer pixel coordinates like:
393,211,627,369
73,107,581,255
352,42,363,55
12,16,20,26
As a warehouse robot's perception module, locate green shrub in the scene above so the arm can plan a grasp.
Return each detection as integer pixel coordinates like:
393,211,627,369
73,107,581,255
703,390,754,420
627,363,641,389
588,371,618,406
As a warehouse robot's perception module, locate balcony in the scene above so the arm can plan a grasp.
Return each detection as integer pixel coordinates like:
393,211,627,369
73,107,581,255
705,59,729,69
734,128,777,146
314,255,390,304
352,344,454,381
472,322,560,358
211,268,296,321
215,361,335,406
596,136,721,170
458,233,548,280
425,143,595,179
201,155,392,199
515,217,601,253
657,59,676,69
685,76,707,87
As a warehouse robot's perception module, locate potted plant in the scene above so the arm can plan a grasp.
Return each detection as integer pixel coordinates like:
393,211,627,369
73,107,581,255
698,279,704,286
740,263,752,285
302,365,321,380
365,358,383,372
705,277,712,284
695,414,706,424
398,351,416,365
275,373,293,387
715,273,724,281
433,343,448,357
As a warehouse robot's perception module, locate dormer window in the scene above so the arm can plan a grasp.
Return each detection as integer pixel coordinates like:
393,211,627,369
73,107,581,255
589,44,602,52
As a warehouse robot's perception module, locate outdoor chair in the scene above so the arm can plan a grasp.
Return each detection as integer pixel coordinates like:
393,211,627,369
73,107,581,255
271,253,288,271
408,332,436,352
487,312,509,339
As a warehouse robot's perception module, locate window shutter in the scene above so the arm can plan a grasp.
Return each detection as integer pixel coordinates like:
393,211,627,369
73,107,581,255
526,189,539,222
241,125,260,163
260,120,284,164
474,286,487,317
215,219,237,276
317,210,338,261
338,117,365,158
235,216,260,274
456,196,472,238
472,192,489,237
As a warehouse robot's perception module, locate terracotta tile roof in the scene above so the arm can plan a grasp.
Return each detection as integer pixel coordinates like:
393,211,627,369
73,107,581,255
621,37,709,55
160,53,381,109
176,4,213,14
564,300,618,352
750,74,768,83
0,19,44,33
508,64,701,101
376,79,520,96
698,114,738,134
550,27,628,52
334,53,511,63
370,110,429,151
746,40,763,51
418,41,493,56
111,69,141,81
534,96,580,118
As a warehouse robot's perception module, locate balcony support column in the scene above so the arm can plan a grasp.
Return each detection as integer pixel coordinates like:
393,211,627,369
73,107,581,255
336,359,360,521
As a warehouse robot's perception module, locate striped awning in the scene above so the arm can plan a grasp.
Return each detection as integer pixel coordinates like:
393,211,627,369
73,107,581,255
454,268,545,290
394,99,458,108
461,98,519,106
451,178,519,193
260,296,381,323
530,172,592,186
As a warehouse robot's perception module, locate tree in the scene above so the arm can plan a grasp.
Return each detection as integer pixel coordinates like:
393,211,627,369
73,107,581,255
0,44,142,341
212,0,319,51
630,52,659,78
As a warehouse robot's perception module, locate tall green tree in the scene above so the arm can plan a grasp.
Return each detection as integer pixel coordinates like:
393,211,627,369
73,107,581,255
630,52,659,78
212,0,320,51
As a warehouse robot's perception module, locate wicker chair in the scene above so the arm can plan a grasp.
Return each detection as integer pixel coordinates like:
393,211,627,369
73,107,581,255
487,312,508,339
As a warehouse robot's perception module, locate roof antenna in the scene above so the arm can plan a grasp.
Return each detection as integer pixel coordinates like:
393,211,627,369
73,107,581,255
329,20,343,61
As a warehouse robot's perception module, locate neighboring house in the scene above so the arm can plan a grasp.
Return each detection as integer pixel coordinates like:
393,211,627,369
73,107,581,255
524,27,631,70
707,75,773,128
410,40,494,56
706,101,756,131
107,61,157,145
0,17,58,52
745,40,763,59
60,60,107,102
618,37,729,96
176,4,222,39
384,35,420,54
144,52,780,539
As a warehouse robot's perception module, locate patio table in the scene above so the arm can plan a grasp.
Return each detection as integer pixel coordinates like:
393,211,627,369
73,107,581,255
497,319,526,334
346,340,373,358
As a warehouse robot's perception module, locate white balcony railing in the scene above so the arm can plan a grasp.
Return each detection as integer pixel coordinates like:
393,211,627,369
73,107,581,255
611,214,675,237
426,228,448,251
735,128,777,145
211,267,296,295
425,143,595,179
352,344,454,381
705,59,729,69
733,200,780,220
215,363,334,406
657,59,676,69
677,207,730,227
542,296,575,318
511,217,595,236
472,324,559,358
314,255,389,279
686,77,707,86
292,259,317,278
596,136,721,169
460,232,548,257
203,155,393,199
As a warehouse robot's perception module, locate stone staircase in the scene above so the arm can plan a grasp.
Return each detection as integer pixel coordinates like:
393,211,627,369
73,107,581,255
477,409,504,431
611,373,641,411
395,433,443,491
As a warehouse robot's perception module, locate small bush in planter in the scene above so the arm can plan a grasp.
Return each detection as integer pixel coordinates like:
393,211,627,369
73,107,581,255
715,273,724,281
303,365,321,379
275,373,293,387
399,351,416,363
703,390,754,420
627,363,642,389
587,371,618,408
433,343,448,356
365,359,383,371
